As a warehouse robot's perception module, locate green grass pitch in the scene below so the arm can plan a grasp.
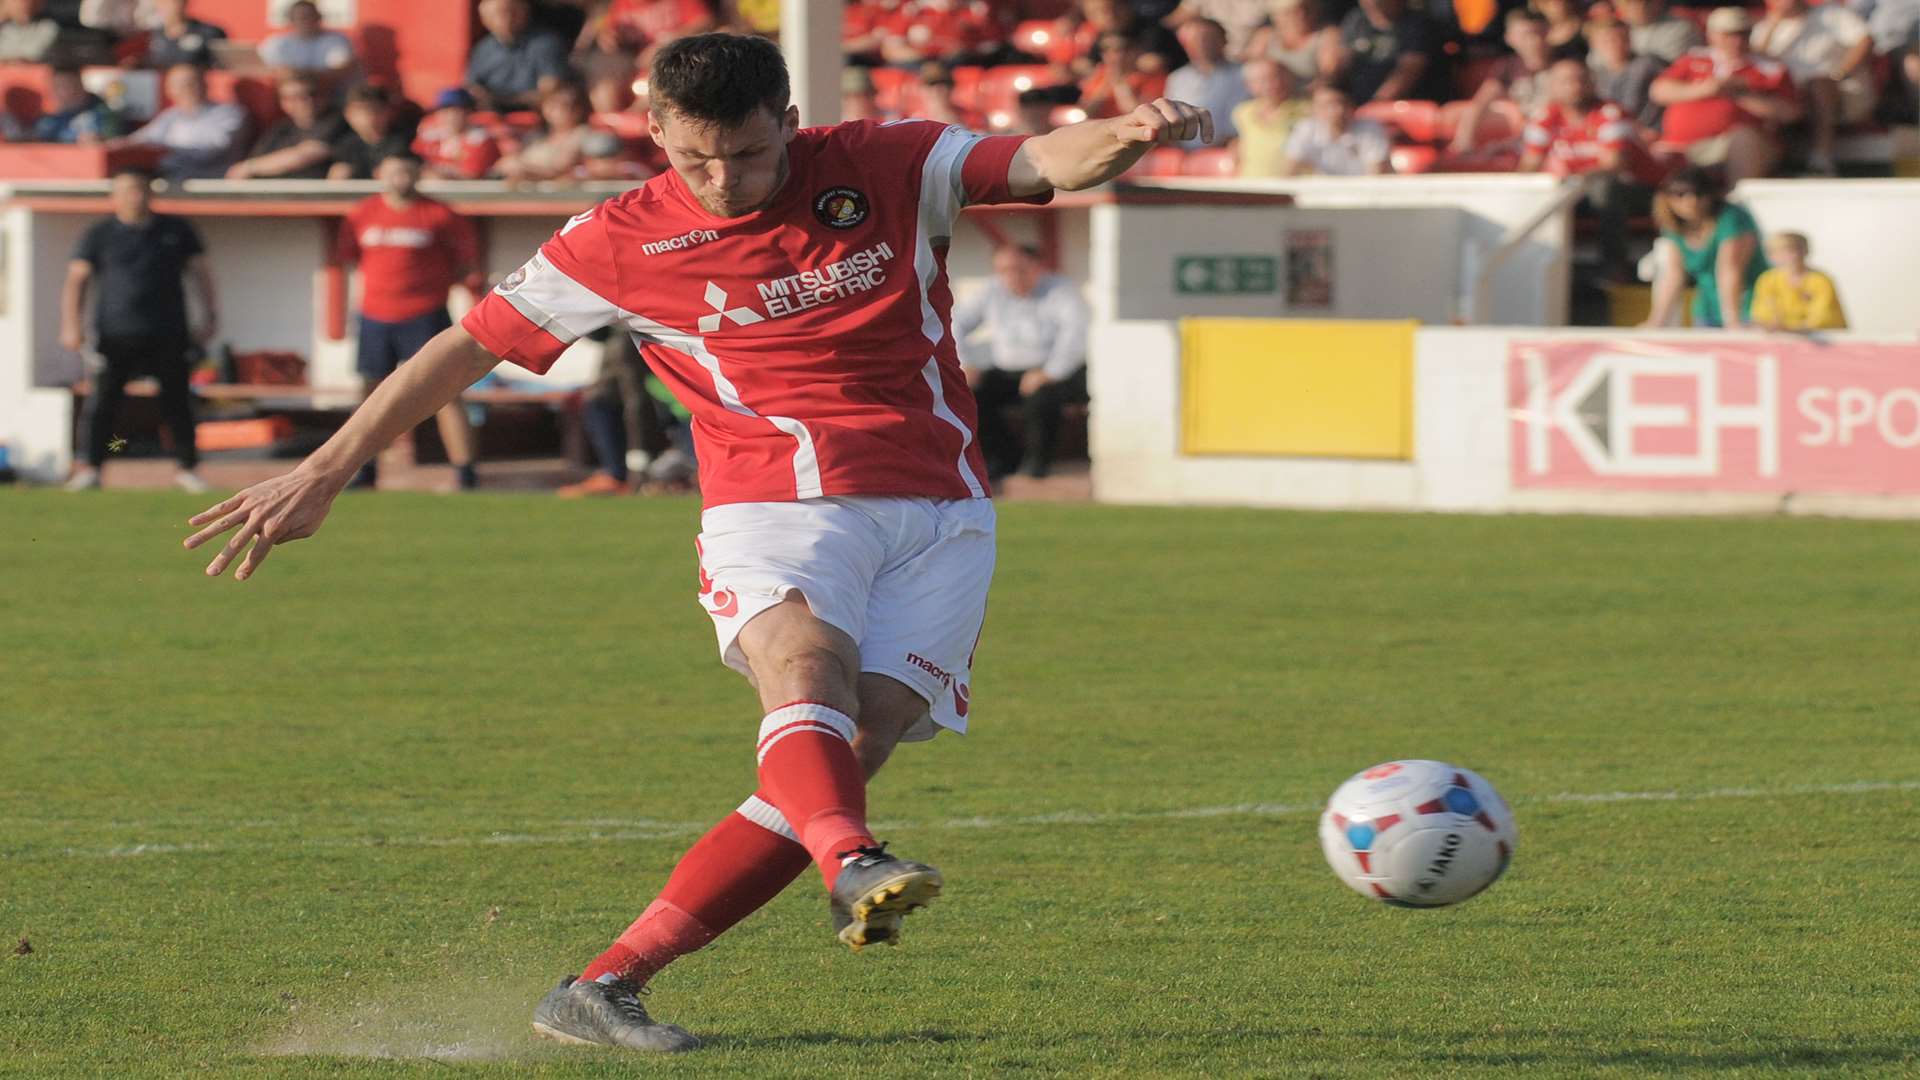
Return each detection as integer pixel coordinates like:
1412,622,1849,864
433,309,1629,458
2,490,1917,1077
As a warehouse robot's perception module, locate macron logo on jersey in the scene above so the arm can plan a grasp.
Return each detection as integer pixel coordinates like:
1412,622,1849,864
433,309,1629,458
643,228,720,256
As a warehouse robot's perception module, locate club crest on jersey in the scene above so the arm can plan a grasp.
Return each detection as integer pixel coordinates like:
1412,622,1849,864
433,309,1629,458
495,255,542,295
813,186,869,229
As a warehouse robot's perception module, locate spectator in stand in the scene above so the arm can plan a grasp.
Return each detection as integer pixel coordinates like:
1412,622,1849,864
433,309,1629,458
412,87,503,179
1870,0,1920,122
1643,164,1768,328
954,244,1091,482
117,64,249,181
1326,0,1446,103
227,73,342,179
1166,17,1248,140
1066,0,1186,80
0,0,59,62
142,0,225,68
496,79,593,183
1164,0,1270,58
1616,0,1701,64
842,0,890,64
1234,58,1310,175
1080,30,1169,115
913,61,987,128
467,0,572,112
1585,2,1663,124
1245,0,1332,84
60,168,216,493
841,65,884,122
1520,59,1663,280
579,0,714,73
1281,81,1391,173
1751,0,1874,176
577,127,652,180
1010,86,1060,132
1530,0,1588,60
328,83,409,180
1650,7,1800,183
337,152,485,490
1751,230,1847,330
878,0,1001,67
31,64,127,142
78,0,152,33
1453,9,1555,153
258,1,357,79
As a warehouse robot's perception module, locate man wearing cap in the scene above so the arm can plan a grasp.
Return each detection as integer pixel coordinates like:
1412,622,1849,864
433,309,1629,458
1649,6,1799,182
414,87,503,180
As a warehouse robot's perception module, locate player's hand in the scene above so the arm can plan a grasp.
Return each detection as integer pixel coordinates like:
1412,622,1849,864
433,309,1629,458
1114,98,1214,147
183,465,344,580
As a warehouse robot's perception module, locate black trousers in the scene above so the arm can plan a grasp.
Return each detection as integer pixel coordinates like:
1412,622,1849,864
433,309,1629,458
970,366,1088,479
82,337,196,470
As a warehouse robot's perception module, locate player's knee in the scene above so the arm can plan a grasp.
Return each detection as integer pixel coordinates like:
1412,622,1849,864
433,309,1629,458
760,646,856,710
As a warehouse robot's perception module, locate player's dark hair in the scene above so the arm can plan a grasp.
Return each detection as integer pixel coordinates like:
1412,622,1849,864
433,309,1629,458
378,149,424,168
110,165,157,184
650,32,790,128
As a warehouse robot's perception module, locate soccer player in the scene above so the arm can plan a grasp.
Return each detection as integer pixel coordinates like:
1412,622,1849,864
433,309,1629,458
181,33,1211,1054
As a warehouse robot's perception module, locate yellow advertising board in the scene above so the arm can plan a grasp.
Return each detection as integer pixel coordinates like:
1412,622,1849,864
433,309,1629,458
1180,319,1416,459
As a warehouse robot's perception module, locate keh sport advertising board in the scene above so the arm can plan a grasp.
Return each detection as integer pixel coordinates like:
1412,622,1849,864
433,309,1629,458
1509,340,1920,494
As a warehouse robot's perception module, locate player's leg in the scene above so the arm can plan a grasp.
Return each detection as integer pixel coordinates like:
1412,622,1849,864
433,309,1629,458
73,348,132,487
348,318,399,488
153,343,203,486
1018,367,1087,479
970,368,1024,480
734,595,884,887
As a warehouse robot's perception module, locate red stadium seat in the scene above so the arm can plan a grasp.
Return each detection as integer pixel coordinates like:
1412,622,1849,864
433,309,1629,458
950,65,985,109
1356,99,1439,143
1454,56,1501,100
1390,144,1440,174
0,65,54,127
973,65,1059,111
1180,146,1238,177
869,65,911,113
1010,18,1080,65
1438,100,1524,147
1127,145,1188,176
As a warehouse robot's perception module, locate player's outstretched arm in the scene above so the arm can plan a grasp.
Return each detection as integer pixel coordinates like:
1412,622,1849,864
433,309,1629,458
182,325,502,580
1006,99,1214,197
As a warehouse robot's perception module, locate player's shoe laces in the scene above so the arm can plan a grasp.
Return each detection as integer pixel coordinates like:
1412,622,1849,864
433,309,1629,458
530,975,700,1053
829,843,942,951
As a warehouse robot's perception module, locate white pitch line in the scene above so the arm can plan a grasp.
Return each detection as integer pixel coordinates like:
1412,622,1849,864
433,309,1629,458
14,779,1920,862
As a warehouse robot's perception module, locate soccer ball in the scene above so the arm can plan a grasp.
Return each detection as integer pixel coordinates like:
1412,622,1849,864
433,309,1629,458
1318,760,1517,908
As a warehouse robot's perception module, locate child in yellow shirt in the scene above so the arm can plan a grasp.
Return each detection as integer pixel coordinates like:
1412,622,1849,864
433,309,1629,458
1751,232,1847,331
1233,60,1313,179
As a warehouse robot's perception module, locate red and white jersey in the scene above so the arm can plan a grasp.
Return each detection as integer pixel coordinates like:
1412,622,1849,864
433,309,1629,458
462,119,1047,507
339,194,480,323
1657,49,1796,145
1523,100,1663,185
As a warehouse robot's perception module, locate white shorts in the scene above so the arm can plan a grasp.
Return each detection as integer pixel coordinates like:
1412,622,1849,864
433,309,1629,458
695,495,997,742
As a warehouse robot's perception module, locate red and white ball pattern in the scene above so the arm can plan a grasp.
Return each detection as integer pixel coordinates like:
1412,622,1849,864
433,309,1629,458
1318,760,1517,908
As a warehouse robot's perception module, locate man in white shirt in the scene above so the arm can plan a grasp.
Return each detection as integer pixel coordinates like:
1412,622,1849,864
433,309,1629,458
258,0,356,77
1165,17,1249,141
1282,82,1392,175
1751,0,1875,174
116,63,250,180
953,244,1091,481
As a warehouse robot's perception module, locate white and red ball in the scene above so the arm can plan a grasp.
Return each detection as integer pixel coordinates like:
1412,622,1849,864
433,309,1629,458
1318,760,1516,907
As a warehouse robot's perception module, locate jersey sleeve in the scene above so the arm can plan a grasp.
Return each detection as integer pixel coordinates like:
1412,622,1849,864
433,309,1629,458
461,208,624,375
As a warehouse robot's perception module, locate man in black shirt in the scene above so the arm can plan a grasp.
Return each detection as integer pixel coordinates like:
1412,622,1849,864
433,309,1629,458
1329,0,1449,102
144,0,228,68
328,84,410,180
60,168,219,492
227,73,343,179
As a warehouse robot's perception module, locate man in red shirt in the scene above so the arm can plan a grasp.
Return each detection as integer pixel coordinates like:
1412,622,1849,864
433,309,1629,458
1649,6,1800,182
1521,58,1665,280
412,88,503,181
183,33,1211,1053
336,152,485,489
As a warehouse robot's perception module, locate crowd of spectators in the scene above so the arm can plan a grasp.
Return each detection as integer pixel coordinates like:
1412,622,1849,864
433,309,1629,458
5,0,1917,186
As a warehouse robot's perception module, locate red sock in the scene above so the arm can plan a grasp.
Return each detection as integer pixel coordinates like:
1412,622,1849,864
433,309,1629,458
578,794,810,987
754,701,874,889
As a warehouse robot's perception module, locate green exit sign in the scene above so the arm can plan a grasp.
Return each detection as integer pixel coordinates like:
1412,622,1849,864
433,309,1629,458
1174,255,1278,296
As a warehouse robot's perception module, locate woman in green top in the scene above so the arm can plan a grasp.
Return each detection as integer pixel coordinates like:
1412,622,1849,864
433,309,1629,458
1643,166,1769,329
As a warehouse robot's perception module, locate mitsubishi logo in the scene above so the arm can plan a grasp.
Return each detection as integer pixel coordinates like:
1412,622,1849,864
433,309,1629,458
698,281,764,333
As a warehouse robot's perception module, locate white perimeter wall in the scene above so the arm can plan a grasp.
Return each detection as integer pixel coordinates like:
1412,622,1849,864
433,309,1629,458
1091,320,1920,518
1731,179,1920,335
